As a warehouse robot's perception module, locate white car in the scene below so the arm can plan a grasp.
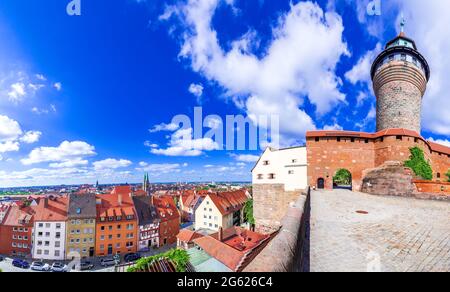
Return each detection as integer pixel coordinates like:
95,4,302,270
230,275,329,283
31,262,51,271
51,262,68,272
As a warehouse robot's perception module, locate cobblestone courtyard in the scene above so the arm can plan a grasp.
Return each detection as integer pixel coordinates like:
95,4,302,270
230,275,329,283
310,190,450,272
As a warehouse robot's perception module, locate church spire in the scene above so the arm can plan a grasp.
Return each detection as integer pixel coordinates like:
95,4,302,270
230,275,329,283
400,13,406,35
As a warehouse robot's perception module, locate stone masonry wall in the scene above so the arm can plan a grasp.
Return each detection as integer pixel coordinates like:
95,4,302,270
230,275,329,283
361,161,416,197
374,61,427,133
253,184,301,234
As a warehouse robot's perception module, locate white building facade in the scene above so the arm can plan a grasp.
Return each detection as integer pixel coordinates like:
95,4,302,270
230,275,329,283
252,147,308,191
32,221,67,261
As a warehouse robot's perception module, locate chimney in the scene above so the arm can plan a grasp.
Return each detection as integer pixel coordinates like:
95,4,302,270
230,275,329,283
218,227,223,242
118,194,123,206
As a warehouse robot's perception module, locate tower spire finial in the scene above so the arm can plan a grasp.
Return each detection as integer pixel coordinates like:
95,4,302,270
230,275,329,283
400,13,406,34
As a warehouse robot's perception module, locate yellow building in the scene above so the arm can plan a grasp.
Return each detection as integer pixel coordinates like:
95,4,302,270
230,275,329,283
66,193,97,259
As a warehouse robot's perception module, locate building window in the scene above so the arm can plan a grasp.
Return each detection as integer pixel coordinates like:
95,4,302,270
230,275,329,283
288,170,294,175
315,137,320,142
396,136,402,141
268,174,276,180
337,137,341,142
257,174,263,180
401,54,406,61
263,161,270,166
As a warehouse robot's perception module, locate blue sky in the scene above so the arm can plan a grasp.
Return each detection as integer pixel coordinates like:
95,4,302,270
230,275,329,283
0,0,449,187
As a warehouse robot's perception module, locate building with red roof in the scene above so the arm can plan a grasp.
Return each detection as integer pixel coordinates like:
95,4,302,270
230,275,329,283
32,196,69,260
195,190,248,232
176,229,204,250
153,196,180,246
0,204,36,257
190,227,272,272
95,187,138,256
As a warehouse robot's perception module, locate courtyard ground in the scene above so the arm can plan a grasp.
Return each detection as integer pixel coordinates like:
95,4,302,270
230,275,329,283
310,189,450,272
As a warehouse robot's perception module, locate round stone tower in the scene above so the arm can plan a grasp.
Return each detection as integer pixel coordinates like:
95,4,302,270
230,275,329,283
371,23,430,134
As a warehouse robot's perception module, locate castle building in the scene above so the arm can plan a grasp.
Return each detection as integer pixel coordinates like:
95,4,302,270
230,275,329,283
307,27,450,191
252,23,450,233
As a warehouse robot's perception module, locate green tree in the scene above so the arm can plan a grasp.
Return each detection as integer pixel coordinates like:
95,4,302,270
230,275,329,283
404,147,433,180
128,249,190,272
333,169,352,185
244,199,255,225
446,169,450,182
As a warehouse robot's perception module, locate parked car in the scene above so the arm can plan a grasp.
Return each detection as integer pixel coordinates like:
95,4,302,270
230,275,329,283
100,256,120,267
31,261,51,271
12,259,30,269
124,253,141,263
79,261,95,271
51,262,68,272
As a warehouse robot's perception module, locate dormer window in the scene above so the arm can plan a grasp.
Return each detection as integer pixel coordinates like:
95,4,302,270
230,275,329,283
263,161,270,166
76,208,81,214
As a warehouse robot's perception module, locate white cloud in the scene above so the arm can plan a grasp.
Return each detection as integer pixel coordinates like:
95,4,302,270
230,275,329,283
323,123,343,131
189,83,204,103
162,0,349,144
54,82,62,91
345,43,382,86
0,141,20,153
149,122,180,133
21,141,96,165
230,153,259,163
35,74,47,81
20,131,42,144
93,158,132,170
144,141,159,148
0,115,23,142
7,82,26,103
136,163,184,174
151,127,220,156
49,158,89,168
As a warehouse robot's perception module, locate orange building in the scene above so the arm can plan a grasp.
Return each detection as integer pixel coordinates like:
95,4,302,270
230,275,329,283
95,186,138,257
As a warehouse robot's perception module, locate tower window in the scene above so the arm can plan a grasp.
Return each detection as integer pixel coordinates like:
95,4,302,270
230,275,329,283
365,139,369,144
389,55,394,61
351,138,355,143
337,137,341,142
396,136,402,141
315,137,320,142
401,54,407,61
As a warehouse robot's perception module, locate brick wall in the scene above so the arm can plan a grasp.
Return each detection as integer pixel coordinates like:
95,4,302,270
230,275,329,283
253,184,301,233
307,134,450,191
306,136,375,191
413,180,450,195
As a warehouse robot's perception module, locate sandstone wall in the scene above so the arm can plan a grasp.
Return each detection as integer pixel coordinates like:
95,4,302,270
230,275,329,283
244,189,310,272
253,184,302,234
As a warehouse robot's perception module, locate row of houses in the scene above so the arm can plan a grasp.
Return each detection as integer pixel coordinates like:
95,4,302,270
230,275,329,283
0,186,180,261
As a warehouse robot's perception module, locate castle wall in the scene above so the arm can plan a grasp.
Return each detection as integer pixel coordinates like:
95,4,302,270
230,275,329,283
307,134,450,191
306,137,375,191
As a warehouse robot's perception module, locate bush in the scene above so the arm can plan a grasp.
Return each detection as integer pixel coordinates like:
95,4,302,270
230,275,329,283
446,170,450,182
404,147,433,180
244,200,255,225
127,249,190,272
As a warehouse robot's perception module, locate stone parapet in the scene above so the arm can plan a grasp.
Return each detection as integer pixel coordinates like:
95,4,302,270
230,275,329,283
244,188,310,272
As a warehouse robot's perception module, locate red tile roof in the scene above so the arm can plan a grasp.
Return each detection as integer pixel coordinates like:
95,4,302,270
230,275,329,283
208,190,248,216
2,205,36,227
306,128,450,155
193,227,272,272
177,229,204,243
96,192,136,220
153,196,180,222
34,197,68,222
111,185,132,195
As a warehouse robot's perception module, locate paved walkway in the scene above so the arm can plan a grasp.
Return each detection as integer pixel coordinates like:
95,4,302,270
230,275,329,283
310,190,450,272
